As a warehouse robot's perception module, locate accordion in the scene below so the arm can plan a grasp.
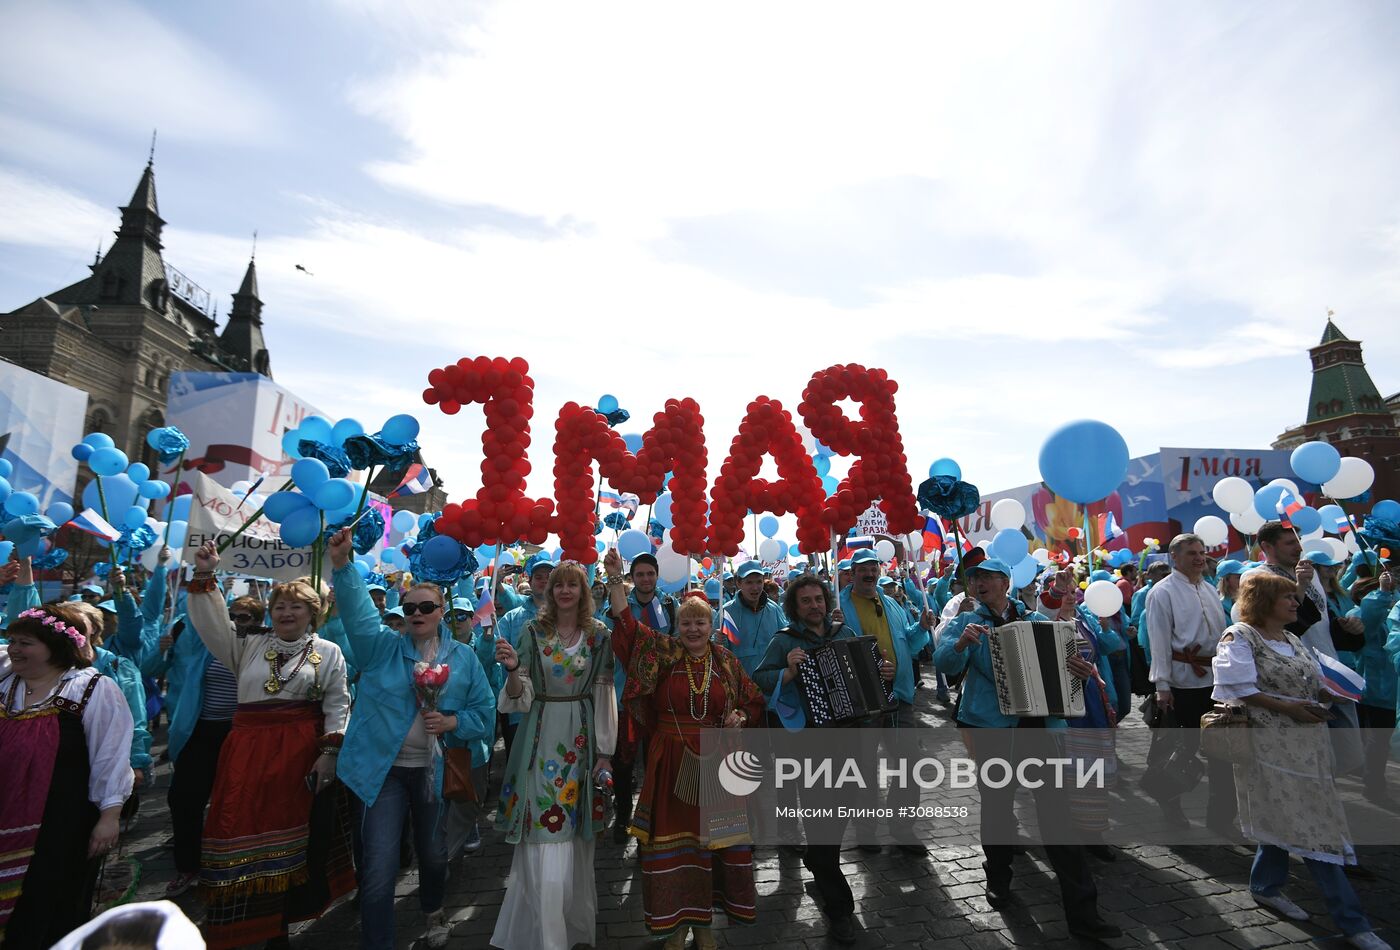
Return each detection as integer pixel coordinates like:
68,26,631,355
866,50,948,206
795,636,898,727
987,620,1086,719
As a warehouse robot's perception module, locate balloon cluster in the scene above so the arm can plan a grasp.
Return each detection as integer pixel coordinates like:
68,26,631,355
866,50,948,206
708,397,826,557
799,364,920,536
63,432,189,563
550,397,708,562
264,458,356,548
424,356,555,550
596,394,630,428
407,516,478,585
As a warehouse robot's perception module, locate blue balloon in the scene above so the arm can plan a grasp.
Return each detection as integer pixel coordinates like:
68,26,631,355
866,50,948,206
653,493,674,528
814,440,835,459
813,454,831,477
297,416,335,445
381,414,421,444
597,394,619,414
1290,506,1322,535
88,446,129,477
83,432,115,449
138,479,165,499
476,543,496,559
821,474,838,495
71,442,93,462
0,541,12,562
331,418,364,446
312,478,356,511
419,513,435,530
0,476,9,502
280,430,303,460
1038,420,1130,504
126,462,151,483
928,458,961,479
991,528,1028,564
496,551,515,568
3,491,40,517
789,543,802,556
1290,441,1342,486
660,576,688,594
46,502,75,525
1318,503,1346,530
0,459,10,479
122,505,147,530
279,508,322,547
617,529,652,560
1373,499,1400,522
353,560,371,579
82,473,138,515
1253,483,1295,521
423,535,461,570
392,510,418,534
705,578,722,599
595,539,606,553
167,494,193,523
167,520,188,549
758,515,780,538
623,433,644,453
264,490,315,523
1011,556,1040,589
292,458,330,493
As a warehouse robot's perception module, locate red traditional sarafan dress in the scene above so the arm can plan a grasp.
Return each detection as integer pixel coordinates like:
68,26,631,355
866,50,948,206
611,609,765,937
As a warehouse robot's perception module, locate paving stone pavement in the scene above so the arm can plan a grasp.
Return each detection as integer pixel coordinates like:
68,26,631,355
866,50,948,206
116,685,1400,949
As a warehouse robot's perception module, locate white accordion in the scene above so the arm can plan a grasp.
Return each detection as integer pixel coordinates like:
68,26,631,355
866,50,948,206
987,620,1086,718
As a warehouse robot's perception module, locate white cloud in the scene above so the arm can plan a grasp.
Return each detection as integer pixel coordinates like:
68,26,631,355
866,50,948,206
0,167,112,251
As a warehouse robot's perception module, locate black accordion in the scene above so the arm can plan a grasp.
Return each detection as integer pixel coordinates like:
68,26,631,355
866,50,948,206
795,636,898,727
987,620,1085,718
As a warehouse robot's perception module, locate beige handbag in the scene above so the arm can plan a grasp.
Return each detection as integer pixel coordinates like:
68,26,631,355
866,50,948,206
1199,703,1252,765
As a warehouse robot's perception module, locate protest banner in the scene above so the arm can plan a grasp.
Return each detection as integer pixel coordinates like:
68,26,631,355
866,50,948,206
182,470,319,581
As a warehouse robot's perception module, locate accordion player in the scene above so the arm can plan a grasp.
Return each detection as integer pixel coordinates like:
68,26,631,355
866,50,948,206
987,620,1086,718
794,636,899,727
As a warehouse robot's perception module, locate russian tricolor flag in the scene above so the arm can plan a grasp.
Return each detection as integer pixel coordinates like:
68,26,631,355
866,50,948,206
720,610,740,646
1276,493,1304,528
921,515,946,553
1097,511,1126,541
1314,648,1365,702
1333,512,1353,535
598,490,623,509
389,464,434,497
69,508,122,542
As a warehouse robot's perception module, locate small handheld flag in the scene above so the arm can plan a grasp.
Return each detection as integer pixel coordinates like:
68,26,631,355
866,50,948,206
69,509,122,542
1097,511,1126,541
720,610,740,646
390,464,434,498
1314,648,1365,702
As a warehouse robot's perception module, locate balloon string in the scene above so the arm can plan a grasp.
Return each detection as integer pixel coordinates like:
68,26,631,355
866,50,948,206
162,449,186,547
217,479,295,554
93,475,118,566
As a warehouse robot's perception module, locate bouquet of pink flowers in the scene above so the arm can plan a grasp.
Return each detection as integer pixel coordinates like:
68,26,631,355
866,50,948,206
413,661,450,710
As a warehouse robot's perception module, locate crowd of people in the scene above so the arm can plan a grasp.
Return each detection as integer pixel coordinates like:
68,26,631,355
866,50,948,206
2,516,1398,949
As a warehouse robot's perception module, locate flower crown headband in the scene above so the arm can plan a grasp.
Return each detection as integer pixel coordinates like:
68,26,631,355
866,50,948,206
18,608,87,649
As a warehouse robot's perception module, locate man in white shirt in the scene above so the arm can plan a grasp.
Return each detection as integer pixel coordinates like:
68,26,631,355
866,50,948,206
1145,533,1235,834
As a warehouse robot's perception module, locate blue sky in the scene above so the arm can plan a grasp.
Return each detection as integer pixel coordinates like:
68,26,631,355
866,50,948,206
2,0,1398,530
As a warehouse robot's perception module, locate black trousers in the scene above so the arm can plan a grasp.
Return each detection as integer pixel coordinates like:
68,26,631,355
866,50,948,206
1358,704,1396,794
1167,685,1237,827
970,721,1099,927
613,735,646,823
167,717,233,874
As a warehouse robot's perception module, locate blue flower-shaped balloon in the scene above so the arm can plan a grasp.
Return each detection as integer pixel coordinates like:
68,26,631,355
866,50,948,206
324,507,386,556
917,475,981,521
342,433,421,473
114,523,158,559
407,516,479,584
33,547,69,570
602,408,630,428
145,426,190,465
365,571,387,588
93,561,112,579
297,440,353,479
1359,516,1399,555
602,511,630,532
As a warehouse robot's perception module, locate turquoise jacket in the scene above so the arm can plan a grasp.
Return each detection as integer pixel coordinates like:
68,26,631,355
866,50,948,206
113,569,167,672
838,586,930,705
3,584,150,772
333,564,495,807
717,592,788,676
933,599,1054,728
1356,589,1397,709
752,619,858,698
163,621,218,762
1131,582,1155,662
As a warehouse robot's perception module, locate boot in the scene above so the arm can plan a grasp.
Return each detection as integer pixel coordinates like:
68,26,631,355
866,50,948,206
694,927,717,949
664,926,689,949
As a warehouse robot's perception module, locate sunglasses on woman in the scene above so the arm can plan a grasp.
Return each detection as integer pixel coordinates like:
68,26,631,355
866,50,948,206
400,601,443,616
230,613,258,624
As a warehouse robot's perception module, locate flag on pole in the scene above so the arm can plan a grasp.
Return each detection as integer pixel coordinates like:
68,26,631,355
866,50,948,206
720,610,740,646
1333,512,1353,535
69,509,122,542
921,515,946,553
1276,494,1304,528
389,464,434,497
1097,511,1126,541
598,490,623,508
472,596,496,628
1314,648,1365,702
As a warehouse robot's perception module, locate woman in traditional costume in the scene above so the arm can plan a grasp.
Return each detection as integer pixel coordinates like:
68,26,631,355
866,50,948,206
490,560,616,950
188,541,353,950
0,605,133,950
602,548,764,949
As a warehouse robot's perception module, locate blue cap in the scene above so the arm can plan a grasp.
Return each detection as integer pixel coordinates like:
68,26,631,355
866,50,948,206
968,557,1013,578
384,606,405,619
723,571,734,580
837,558,853,571
1304,550,1344,567
66,594,84,602
878,576,896,587
81,584,104,595
1215,559,1246,578
735,560,766,579
366,583,387,594
787,568,804,581
526,552,555,575
1089,570,1114,583
96,600,117,613
450,597,474,614
850,549,882,566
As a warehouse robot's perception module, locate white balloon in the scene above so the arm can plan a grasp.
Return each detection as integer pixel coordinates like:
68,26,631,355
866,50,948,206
1266,477,1301,498
1301,538,1331,556
759,538,785,562
1230,509,1266,535
656,544,690,584
1211,476,1255,515
905,531,924,553
1322,457,1375,500
989,498,1026,532
1343,532,1361,554
874,539,896,561
1326,538,1350,563
1300,526,1325,542
1193,515,1229,548
978,540,992,551
1083,579,1125,617
1031,547,1050,566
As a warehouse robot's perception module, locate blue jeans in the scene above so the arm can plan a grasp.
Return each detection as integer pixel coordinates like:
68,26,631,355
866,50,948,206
356,766,448,950
1250,844,1370,936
